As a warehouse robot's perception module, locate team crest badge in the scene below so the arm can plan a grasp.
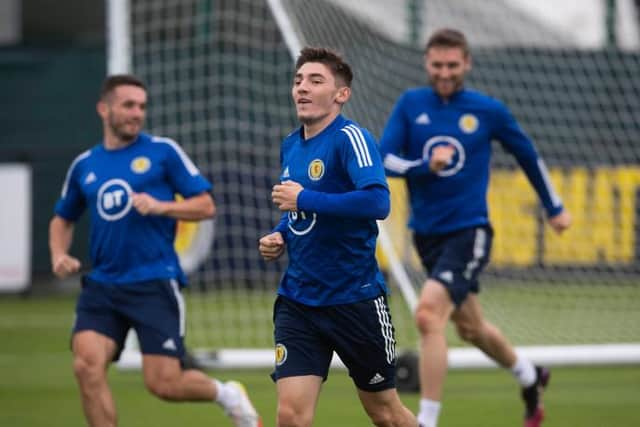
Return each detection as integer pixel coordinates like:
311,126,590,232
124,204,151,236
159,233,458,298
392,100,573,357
275,343,288,366
130,156,151,174
308,159,325,181
459,114,479,134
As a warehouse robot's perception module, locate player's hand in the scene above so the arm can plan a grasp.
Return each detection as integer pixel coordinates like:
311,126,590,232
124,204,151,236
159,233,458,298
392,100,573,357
51,253,81,278
429,144,455,173
548,210,571,234
272,181,304,211
259,232,285,261
132,192,166,216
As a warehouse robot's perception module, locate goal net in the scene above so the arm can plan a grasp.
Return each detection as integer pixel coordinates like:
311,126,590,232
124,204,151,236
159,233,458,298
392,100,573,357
111,0,640,368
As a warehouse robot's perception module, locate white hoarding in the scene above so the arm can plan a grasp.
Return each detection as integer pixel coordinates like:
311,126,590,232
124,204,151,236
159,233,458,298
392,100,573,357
0,164,31,292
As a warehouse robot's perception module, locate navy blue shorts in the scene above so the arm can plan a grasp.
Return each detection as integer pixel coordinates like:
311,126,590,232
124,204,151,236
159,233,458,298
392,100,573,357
413,225,493,307
272,294,397,392
73,276,186,360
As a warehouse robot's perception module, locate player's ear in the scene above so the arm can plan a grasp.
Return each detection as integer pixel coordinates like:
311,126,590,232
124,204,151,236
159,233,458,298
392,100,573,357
464,54,472,73
96,100,108,118
335,86,351,105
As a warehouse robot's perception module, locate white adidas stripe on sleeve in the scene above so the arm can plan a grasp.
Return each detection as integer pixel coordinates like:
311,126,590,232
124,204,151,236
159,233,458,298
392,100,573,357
383,153,422,174
61,150,91,198
341,125,372,167
152,136,200,176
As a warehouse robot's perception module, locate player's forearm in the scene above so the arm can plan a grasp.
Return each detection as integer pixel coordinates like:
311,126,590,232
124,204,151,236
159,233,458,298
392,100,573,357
297,185,390,219
161,192,216,220
49,216,74,261
517,156,564,217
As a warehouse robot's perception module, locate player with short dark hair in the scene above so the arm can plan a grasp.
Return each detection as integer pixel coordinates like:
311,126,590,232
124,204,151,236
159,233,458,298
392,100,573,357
49,74,261,427
259,47,417,427
379,28,571,427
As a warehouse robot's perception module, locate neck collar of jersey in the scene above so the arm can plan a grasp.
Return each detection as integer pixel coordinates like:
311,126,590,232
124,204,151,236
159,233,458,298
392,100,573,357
299,114,346,143
430,87,466,105
102,132,146,151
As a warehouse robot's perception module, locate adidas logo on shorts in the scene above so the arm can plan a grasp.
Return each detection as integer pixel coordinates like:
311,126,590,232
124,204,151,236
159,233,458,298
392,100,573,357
368,373,385,385
162,338,177,351
439,270,454,283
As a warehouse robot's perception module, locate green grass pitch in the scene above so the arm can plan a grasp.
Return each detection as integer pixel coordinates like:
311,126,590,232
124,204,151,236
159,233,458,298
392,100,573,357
1,294,639,426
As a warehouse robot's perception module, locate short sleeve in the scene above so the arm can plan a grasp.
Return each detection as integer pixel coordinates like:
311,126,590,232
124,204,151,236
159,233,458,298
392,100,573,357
54,152,89,221
155,137,212,197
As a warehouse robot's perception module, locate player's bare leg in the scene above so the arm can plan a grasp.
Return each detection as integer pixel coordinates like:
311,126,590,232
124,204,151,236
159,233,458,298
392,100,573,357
276,375,322,427
415,280,455,400
72,331,118,427
143,355,261,426
451,294,516,367
142,355,217,400
452,294,548,427
358,388,418,426
414,279,455,427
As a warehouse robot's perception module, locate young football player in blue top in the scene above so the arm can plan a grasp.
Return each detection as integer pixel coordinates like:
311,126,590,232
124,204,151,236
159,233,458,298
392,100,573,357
49,74,261,427
259,47,417,427
379,29,572,427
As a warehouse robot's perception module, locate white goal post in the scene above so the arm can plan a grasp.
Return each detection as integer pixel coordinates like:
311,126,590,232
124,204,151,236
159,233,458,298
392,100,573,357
110,0,640,371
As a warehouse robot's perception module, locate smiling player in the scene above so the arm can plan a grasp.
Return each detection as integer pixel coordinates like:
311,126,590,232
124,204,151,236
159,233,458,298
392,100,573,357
379,29,571,427
259,47,417,427
49,74,261,427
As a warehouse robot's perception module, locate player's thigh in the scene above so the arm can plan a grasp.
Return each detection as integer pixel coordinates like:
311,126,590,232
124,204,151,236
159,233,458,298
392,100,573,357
272,296,334,382
276,375,323,424
141,354,182,390
72,330,119,375
451,293,485,335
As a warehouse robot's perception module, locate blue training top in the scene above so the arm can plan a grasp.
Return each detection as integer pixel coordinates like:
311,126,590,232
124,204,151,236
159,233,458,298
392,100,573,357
379,87,563,236
54,132,212,286
275,114,390,306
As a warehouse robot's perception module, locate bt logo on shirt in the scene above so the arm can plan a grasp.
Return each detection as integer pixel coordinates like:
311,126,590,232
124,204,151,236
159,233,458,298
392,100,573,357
287,210,317,236
423,135,466,177
97,179,133,221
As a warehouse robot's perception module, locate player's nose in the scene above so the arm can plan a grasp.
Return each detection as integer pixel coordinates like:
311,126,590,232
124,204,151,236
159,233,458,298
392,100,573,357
296,80,311,93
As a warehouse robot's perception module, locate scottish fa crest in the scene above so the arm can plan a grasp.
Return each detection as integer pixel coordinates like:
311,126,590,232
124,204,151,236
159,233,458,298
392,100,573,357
131,156,151,174
459,114,478,134
275,343,288,366
308,159,325,181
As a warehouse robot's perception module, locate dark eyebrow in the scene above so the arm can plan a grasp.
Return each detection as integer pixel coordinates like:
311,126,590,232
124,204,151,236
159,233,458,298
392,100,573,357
295,72,327,80
431,60,460,66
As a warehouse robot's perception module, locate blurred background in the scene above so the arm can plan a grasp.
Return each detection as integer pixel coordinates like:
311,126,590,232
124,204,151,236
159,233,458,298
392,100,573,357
1,1,640,426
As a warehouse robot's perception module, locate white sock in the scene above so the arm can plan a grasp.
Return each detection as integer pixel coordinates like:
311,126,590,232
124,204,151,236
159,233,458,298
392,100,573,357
511,356,537,387
213,380,239,408
417,398,441,427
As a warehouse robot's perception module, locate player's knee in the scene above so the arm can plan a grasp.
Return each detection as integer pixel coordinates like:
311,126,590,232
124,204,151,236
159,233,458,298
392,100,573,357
364,402,411,427
365,405,393,426
145,377,178,401
72,355,105,386
276,402,312,427
363,391,415,427
414,303,443,336
455,321,481,343
369,411,394,426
